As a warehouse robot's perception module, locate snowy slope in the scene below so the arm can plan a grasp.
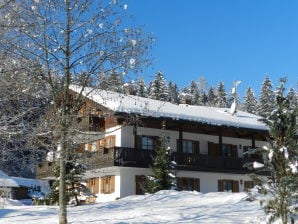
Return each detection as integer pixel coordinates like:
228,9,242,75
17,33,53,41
70,86,267,131
0,190,268,224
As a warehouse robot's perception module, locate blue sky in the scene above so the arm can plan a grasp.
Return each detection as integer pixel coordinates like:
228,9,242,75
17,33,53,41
125,0,298,98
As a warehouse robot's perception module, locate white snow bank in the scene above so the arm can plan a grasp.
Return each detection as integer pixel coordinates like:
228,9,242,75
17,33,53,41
0,190,269,224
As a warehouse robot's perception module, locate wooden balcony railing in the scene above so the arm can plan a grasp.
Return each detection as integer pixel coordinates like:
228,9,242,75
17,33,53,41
36,147,257,178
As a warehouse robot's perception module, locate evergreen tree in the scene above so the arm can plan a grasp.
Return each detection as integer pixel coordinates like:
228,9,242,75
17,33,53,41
215,81,227,108
258,75,275,117
247,78,298,224
197,77,208,106
201,92,208,106
136,77,148,97
243,86,258,114
207,86,216,106
168,81,179,104
47,154,86,205
288,87,298,108
148,71,169,101
105,72,124,93
143,122,176,193
189,80,200,105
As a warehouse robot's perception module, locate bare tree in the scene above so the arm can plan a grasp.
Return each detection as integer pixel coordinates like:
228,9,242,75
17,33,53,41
0,1,153,223
0,57,50,177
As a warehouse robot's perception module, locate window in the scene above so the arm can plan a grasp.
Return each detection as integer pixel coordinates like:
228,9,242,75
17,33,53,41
183,140,193,153
218,179,239,192
177,140,200,154
88,177,99,194
137,135,160,150
222,144,238,158
223,180,233,192
243,146,262,161
101,176,115,194
176,177,200,191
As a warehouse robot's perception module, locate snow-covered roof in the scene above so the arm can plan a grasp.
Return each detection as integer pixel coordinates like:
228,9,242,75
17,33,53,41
70,86,268,131
0,170,9,178
0,178,19,188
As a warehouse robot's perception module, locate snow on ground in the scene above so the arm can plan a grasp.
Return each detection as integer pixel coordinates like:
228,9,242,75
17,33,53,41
0,190,268,224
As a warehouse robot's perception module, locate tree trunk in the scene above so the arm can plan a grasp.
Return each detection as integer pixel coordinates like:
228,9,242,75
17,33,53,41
59,142,67,224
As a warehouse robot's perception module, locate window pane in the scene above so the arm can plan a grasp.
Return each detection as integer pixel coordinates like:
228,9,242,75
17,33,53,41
142,136,154,150
223,180,233,192
183,140,192,153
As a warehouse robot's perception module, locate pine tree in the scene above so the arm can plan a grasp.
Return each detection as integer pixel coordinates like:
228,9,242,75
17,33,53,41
207,86,216,106
189,80,200,105
168,81,179,104
136,77,148,97
47,154,86,205
243,86,258,114
148,71,169,101
143,122,176,193
288,87,298,108
197,77,208,106
247,78,298,224
258,75,275,118
216,82,227,108
105,73,124,93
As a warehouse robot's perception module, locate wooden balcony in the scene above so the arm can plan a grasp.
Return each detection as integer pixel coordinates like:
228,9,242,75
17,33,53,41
36,147,255,178
80,147,251,173
172,152,246,173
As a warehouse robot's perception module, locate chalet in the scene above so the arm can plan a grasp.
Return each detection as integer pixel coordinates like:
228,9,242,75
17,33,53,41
0,170,50,200
36,86,269,201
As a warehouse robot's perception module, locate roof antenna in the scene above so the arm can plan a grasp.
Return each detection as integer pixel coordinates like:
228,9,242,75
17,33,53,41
230,80,241,116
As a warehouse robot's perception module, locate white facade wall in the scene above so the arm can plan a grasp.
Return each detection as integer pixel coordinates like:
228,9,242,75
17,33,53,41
85,125,267,200
175,170,252,193
126,125,267,155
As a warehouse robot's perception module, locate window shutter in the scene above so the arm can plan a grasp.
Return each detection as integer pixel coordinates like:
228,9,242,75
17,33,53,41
176,177,183,191
153,137,161,150
176,139,181,153
135,175,144,195
192,141,200,155
208,142,216,156
193,178,200,192
100,177,105,193
244,181,254,192
87,178,91,190
232,145,238,158
136,135,142,149
216,143,222,156
218,180,224,192
110,176,115,193
232,180,239,192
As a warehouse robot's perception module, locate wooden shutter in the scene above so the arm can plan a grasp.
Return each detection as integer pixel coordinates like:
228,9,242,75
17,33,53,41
231,145,238,158
208,142,217,156
104,135,115,148
193,178,200,192
192,141,200,155
136,135,142,149
176,177,183,191
153,137,161,150
94,178,99,194
135,175,144,195
218,180,224,192
232,180,239,192
177,139,182,153
110,176,115,193
244,181,253,192
100,177,105,193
